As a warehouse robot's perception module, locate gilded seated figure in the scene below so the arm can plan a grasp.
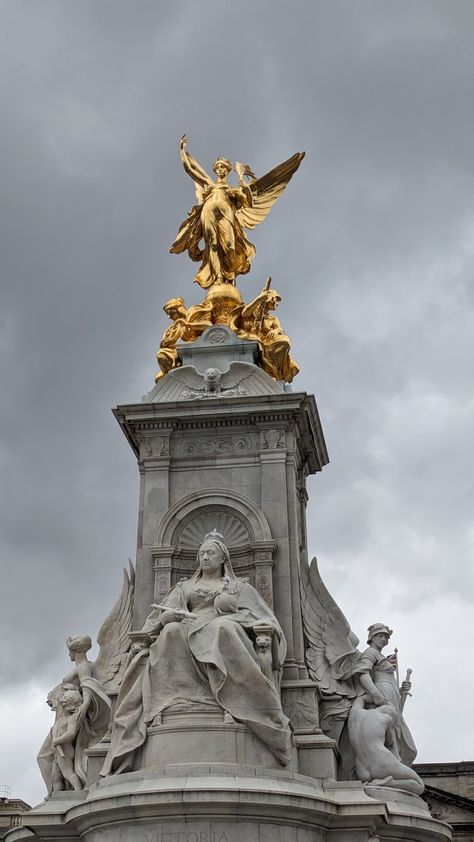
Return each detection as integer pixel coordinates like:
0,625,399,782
102,532,292,775
229,283,299,382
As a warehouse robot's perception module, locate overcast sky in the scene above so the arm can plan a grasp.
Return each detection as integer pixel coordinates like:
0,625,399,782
1,0,473,806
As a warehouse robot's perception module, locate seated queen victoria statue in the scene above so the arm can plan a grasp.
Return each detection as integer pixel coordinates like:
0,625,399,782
101,532,293,775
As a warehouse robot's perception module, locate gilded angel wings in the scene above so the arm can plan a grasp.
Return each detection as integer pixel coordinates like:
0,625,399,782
170,138,305,289
234,152,305,230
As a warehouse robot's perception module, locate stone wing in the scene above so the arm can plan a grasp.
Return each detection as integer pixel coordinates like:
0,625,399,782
236,152,305,230
94,560,135,690
300,556,360,697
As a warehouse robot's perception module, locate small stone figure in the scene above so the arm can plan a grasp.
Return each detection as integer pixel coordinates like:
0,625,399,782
348,696,424,795
255,629,274,684
50,685,85,792
203,368,222,394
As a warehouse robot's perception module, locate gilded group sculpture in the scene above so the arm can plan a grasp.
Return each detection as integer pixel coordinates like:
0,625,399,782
155,137,303,383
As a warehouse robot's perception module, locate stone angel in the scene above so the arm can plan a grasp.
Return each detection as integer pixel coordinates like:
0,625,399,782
38,562,135,793
170,135,305,289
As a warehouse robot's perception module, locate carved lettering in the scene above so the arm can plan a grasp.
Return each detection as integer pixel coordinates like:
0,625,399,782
145,833,229,842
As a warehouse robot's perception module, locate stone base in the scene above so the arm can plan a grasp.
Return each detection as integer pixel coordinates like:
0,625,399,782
295,734,339,780
7,767,452,842
141,704,297,771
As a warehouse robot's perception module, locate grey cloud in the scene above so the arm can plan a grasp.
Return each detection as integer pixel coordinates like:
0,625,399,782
1,0,473,803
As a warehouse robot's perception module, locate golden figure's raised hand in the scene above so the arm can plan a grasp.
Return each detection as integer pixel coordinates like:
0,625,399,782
235,161,256,182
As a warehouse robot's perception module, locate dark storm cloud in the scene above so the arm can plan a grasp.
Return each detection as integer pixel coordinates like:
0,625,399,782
1,0,473,802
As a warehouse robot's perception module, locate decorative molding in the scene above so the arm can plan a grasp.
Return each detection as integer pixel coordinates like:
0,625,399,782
259,429,286,451
172,434,254,459
139,435,170,459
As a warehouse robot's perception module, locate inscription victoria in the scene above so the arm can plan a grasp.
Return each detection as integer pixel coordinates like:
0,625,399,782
145,832,230,842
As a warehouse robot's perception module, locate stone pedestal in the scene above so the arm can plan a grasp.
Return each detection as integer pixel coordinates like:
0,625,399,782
11,331,451,842
9,769,452,842
141,706,298,771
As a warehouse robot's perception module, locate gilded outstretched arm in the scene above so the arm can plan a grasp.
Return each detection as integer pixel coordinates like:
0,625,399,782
179,135,212,191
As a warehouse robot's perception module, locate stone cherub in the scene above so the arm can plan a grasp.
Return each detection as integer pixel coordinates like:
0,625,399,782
38,564,135,793
170,135,304,290
49,685,85,792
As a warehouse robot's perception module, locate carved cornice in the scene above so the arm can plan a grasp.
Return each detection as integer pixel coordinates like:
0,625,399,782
113,392,329,474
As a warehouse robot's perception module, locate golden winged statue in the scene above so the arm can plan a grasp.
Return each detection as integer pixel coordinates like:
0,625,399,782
170,136,305,289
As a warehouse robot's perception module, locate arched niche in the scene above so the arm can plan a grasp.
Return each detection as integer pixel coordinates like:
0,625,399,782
152,489,276,607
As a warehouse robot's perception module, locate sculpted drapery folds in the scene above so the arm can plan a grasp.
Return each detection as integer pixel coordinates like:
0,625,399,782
102,533,293,776
351,623,417,767
155,297,213,380
170,136,304,290
229,282,300,382
155,283,299,383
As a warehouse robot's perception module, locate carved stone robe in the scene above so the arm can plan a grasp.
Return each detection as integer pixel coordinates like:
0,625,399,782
101,576,292,775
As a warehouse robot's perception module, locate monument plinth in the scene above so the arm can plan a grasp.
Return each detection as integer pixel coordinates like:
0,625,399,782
10,138,451,842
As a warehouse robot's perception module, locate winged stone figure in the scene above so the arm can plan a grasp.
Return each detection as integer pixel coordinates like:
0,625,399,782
170,136,305,290
300,557,361,747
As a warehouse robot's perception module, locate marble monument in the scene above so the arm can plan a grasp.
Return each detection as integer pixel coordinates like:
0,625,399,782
7,138,452,842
